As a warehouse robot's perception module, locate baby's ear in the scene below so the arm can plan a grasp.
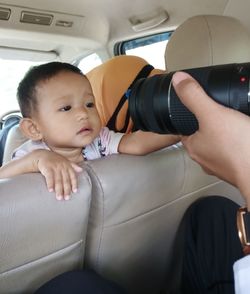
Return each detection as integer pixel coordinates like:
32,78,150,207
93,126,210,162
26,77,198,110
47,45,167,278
19,118,43,141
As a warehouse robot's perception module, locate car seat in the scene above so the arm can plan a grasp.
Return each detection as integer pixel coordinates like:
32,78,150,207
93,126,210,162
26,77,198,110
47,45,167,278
86,54,164,133
0,114,21,165
165,14,250,72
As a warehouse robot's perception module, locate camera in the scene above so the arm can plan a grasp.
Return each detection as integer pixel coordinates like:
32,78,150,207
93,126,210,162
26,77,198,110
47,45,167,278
128,63,250,135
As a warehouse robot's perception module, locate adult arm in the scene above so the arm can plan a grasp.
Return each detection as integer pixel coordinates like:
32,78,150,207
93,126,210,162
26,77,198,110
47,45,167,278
172,71,250,210
172,71,250,294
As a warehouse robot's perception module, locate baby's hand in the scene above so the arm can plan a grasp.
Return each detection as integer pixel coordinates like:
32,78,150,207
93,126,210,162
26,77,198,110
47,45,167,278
34,150,83,200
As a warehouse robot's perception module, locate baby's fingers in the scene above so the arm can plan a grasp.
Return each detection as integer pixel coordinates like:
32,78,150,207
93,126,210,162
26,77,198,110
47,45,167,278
40,163,82,200
61,169,73,200
41,168,55,194
68,167,78,194
71,162,83,173
54,171,64,201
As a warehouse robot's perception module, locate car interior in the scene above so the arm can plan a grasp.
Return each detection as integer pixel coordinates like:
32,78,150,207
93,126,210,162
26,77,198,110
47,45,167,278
1,0,250,293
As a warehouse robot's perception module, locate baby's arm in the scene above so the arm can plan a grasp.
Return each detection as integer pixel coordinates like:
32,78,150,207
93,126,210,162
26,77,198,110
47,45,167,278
118,131,180,155
0,149,82,200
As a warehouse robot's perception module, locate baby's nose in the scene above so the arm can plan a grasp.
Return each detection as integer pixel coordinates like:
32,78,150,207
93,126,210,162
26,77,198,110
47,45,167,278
77,108,88,120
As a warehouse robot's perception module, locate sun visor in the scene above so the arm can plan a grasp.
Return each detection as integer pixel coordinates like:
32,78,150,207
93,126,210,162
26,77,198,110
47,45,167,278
0,46,58,61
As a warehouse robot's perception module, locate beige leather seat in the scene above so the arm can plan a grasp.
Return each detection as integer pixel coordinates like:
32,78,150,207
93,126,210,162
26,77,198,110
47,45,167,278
84,149,242,294
2,124,27,165
165,14,250,71
0,169,92,293
86,55,164,133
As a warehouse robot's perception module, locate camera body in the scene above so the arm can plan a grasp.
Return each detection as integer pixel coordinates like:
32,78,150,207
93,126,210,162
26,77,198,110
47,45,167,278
129,63,250,135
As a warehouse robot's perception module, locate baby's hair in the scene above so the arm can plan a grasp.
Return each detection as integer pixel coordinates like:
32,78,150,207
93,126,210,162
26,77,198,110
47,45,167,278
17,62,84,118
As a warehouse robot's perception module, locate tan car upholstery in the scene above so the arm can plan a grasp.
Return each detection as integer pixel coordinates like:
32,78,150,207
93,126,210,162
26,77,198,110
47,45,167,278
0,14,249,294
84,148,243,294
0,170,92,293
0,147,243,294
87,55,164,133
2,124,27,165
165,14,250,71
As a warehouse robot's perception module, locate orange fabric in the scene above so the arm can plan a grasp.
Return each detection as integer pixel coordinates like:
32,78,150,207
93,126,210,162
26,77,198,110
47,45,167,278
86,55,165,133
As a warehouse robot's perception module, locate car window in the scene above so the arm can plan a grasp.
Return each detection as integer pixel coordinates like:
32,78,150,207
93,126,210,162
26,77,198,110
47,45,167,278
0,59,45,117
115,31,173,70
77,53,102,74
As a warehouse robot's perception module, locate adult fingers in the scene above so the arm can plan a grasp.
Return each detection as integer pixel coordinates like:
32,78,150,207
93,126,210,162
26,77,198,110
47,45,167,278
172,71,219,120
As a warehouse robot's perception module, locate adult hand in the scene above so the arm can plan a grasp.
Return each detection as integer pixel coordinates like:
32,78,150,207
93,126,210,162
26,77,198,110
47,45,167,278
172,71,250,209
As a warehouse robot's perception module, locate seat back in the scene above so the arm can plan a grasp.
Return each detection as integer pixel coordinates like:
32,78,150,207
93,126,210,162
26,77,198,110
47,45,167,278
165,15,250,72
2,124,27,165
87,55,164,133
0,115,20,166
0,169,92,293
84,146,243,294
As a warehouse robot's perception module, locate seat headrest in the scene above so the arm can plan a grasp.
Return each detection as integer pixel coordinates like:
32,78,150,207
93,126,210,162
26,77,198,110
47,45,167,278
165,15,250,72
87,55,164,133
2,124,27,165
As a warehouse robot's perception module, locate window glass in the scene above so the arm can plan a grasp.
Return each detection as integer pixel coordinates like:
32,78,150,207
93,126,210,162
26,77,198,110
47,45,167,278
0,59,44,117
77,53,102,74
116,32,173,70
0,53,102,118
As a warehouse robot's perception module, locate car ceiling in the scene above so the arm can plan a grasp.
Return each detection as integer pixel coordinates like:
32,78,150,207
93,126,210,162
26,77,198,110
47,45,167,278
0,0,250,60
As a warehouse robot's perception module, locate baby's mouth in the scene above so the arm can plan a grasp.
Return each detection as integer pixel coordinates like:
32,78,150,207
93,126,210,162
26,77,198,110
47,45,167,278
77,127,92,135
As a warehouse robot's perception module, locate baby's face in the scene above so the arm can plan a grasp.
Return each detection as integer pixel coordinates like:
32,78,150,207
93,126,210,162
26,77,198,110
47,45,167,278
34,71,102,150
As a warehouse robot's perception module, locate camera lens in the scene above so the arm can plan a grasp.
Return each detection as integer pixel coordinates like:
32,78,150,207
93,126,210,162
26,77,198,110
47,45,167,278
129,63,250,135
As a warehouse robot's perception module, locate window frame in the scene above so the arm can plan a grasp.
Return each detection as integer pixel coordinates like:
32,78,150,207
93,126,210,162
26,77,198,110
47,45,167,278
114,31,173,56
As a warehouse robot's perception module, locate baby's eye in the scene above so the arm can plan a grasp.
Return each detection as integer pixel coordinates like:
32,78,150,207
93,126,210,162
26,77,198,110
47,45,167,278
86,102,95,108
60,105,71,111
